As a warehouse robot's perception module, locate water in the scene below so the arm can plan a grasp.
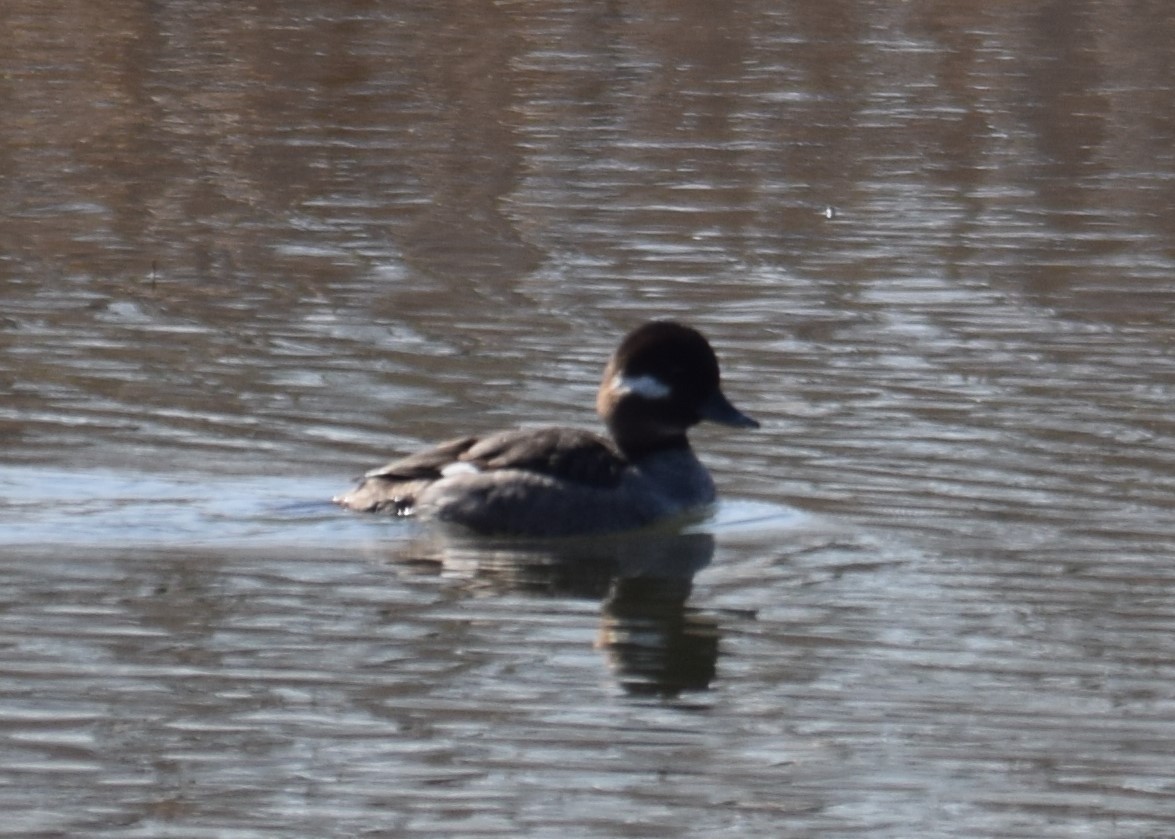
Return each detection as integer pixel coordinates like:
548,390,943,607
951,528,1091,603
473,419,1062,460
3,0,1175,836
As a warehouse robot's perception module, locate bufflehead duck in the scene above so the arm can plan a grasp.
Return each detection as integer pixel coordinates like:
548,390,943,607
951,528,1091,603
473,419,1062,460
334,320,758,537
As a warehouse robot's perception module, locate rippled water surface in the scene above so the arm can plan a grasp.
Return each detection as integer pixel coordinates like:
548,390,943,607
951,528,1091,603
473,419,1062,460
3,1,1175,836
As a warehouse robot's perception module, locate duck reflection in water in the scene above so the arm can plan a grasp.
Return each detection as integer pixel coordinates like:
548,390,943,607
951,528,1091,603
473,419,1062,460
597,571,719,697
391,528,726,697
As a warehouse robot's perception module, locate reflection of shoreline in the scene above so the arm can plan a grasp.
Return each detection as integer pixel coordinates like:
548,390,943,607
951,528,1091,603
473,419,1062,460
386,530,721,696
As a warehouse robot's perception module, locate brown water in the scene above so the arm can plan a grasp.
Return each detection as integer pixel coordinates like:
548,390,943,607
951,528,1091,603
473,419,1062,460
3,1,1175,836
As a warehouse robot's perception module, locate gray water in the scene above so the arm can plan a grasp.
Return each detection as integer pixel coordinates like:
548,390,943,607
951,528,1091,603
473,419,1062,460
3,1,1175,836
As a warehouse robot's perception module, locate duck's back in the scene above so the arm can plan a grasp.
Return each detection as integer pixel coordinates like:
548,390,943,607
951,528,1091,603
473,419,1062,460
335,427,624,517
335,427,716,537
416,445,714,537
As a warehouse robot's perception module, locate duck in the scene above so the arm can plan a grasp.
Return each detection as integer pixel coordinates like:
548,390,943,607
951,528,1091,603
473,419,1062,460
334,320,758,537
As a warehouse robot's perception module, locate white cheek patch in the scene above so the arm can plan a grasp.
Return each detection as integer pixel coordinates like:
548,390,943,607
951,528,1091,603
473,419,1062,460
441,461,480,478
612,373,672,400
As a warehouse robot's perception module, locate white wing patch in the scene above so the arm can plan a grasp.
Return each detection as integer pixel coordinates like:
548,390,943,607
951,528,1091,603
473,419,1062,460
612,373,672,400
440,461,480,477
